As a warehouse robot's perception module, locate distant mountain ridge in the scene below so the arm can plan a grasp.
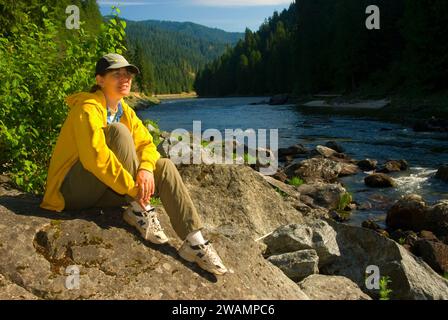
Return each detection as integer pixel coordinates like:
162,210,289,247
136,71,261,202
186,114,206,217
129,19,243,44
104,15,244,94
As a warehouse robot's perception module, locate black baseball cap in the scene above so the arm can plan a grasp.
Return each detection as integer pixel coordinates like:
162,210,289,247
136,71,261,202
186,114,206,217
95,53,140,76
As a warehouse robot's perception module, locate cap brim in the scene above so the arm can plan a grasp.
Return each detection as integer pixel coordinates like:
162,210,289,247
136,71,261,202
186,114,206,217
106,62,140,74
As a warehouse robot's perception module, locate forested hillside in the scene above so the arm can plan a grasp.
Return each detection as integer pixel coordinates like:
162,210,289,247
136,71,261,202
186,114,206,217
195,0,448,96
293,0,447,95
125,19,243,94
195,3,297,96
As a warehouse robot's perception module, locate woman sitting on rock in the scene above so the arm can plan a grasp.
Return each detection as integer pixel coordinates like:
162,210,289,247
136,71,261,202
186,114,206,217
40,53,227,275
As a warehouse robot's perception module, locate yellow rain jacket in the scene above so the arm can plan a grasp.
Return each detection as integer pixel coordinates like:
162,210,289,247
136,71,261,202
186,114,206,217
40,90,160,212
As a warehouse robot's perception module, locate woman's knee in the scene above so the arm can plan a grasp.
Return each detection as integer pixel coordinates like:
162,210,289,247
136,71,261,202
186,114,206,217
106,122,132,140
155,158,175,172
104,123,134,151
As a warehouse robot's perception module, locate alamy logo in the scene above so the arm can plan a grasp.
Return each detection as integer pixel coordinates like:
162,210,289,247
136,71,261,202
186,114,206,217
65,265,80,290
66,5,80,30
161,121,278,175
365,265,380,289
366,5,380,30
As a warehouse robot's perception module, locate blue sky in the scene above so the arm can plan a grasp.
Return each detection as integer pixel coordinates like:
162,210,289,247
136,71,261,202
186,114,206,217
97,0,294,33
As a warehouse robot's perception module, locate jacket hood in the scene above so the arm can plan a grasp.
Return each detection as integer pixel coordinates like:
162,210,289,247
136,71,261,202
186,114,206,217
65,90,107,110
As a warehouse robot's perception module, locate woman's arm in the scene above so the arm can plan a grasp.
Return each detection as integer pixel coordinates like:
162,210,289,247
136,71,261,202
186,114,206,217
73,103,139,199
129,108,161,173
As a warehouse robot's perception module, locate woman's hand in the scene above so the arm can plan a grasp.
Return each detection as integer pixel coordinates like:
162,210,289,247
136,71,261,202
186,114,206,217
135,169,155,209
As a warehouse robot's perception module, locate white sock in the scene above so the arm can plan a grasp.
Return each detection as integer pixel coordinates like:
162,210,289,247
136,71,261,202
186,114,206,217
130,201,152,212
186,230,206,246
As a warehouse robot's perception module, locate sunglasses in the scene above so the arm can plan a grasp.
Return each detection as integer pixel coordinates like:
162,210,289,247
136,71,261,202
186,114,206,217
109,70,135,80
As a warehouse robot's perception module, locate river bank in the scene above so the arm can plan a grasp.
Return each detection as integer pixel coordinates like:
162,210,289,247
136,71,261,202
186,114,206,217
154,92,198,100
124,92,160,111
296,93,448,131
124,92,199,110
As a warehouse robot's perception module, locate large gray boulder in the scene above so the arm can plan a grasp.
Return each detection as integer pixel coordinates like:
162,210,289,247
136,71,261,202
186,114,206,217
267,249,319,282
278,144,309,159
426,200,448,238
315,145,339,158
297,182,347,210
357,159,378,171
338,163,360,176
265,218,448,299
0,169,309,300
364,173,396,188
0,274,39,300
263,220,340,268
386,194,448,238
285,157,342,184
413,239,448,274
386,194,427,231
177,164,304,239
256,173,329,219
322,219,448,300
298,275,371,300
313,146,358,176
378,160,409,173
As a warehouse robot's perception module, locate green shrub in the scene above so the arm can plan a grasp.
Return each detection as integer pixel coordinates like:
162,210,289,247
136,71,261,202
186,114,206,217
337,192,352,211
150,196,162,206
243,152,257,164
379,276,393,300
142,119,161,147
273,186,288,198
287,176,304,187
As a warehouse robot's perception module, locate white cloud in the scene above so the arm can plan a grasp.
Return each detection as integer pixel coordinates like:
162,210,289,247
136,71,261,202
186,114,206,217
191,0,292,7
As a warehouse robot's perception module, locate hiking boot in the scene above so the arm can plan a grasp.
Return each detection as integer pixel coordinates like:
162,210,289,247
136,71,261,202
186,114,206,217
123,206,169,244
178,239,228,275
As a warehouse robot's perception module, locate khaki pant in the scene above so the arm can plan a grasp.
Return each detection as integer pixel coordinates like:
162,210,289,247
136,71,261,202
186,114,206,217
60,122,203,239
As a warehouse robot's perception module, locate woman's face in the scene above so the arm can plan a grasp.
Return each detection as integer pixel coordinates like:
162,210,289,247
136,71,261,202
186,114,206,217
96,67,134,99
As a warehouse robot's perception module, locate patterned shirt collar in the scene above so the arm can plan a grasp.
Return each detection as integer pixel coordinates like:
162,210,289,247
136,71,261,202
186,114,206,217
107,101,123,124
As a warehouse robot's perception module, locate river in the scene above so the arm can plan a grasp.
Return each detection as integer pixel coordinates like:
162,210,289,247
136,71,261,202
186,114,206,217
137,97,448,227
